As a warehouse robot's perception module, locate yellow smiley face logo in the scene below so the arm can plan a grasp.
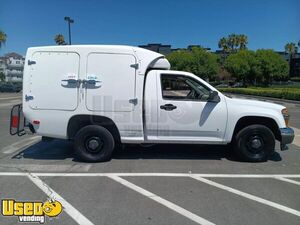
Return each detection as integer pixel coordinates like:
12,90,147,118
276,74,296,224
42,200,62,217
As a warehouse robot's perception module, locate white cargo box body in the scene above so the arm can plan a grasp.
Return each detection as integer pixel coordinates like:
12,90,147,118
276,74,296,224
23,45,170,140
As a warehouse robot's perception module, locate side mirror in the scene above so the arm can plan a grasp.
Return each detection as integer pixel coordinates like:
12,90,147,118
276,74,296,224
208,91,220,102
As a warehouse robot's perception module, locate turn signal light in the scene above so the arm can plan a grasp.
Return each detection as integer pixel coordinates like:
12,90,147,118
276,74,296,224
281,108,289,127
33,120,40,125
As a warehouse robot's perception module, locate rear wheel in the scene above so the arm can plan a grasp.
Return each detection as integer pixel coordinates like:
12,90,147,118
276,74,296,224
74,125,115,162
234,124,275,162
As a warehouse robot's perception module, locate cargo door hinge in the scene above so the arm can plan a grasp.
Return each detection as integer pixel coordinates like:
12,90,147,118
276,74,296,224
130,63,139,69
28,60,36,65
25,94,34,101
129,98,138,105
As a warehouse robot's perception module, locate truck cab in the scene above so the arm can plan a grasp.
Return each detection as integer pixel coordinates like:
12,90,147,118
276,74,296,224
10,45,294,162
144,70,227,144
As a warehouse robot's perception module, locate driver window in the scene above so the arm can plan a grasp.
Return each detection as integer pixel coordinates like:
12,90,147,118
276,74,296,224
161,74,210,101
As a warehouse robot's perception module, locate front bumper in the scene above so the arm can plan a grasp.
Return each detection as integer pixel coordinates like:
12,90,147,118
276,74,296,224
280,127,294,150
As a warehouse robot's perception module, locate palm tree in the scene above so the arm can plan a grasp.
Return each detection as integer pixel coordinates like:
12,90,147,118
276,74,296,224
218,37,229,53
285,42,298,57
218,37,230,65
54,34,66,45
0,30,7,48
285,42,298,77
238,34,248,50
228,34,239,52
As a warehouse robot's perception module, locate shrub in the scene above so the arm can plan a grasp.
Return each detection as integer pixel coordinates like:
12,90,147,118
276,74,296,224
290,77,300,82
218,87,300,101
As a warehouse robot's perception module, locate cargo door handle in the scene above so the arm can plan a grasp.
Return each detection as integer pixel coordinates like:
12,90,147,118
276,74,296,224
61,79,78,84
160,104,177,111
83,79,101,85
61,79,80,88
83,79,102,88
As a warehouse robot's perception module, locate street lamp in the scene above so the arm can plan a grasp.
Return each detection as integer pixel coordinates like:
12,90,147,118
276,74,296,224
64,16,74,45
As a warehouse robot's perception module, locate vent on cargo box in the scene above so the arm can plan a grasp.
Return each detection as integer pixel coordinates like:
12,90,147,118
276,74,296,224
148,58,170,70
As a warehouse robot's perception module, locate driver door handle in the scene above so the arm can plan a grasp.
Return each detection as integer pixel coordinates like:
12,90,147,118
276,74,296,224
160,104,177,111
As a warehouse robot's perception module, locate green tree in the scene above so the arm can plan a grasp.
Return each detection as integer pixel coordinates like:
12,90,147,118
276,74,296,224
167,47,219,80
228,34,239,52
0,30,7,48
285,42,298,57
238,34,248,50
218,34,248,53
256,49,289,85
54,34,66,45
218,37,230,53
0,72,5,82
224,50,259,84
284,42,298,76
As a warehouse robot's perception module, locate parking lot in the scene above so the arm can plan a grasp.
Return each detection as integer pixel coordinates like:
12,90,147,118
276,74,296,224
0,93,300,225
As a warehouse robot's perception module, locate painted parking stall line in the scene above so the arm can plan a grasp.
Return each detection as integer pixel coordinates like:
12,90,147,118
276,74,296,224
0,172,299,224
107,175,215,225
32,173,300,178
0,172,300,178
27,173,94,225
274,177,300,186
190,175,300,217
2,136,41,154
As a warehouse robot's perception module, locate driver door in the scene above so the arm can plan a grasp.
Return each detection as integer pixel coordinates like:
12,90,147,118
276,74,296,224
156,73,227,143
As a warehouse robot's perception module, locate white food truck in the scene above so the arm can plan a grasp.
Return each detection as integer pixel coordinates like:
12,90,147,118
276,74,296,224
10,45,294,162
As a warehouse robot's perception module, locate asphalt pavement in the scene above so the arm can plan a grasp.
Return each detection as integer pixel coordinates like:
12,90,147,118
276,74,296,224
0,93,299,225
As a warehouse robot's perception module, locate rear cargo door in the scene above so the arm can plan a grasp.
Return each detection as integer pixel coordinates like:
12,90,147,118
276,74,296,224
29,51,79,111
86,53,136,112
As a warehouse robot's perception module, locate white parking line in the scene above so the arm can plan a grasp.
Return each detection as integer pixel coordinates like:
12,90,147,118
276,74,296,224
0,172,300,178
2,136,41,154
0,96,21,100
27,173,94,225
190,175,300,217
291,127,300,147
108,175,215,225
0,164,92,172
0,100,22,108
274,177,300,186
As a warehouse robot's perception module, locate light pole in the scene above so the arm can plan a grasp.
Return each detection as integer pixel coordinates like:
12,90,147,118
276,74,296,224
64,16,74,45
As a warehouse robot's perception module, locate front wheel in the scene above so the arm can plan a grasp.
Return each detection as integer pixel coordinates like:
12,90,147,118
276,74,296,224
234,124,275,162
74,125,115,162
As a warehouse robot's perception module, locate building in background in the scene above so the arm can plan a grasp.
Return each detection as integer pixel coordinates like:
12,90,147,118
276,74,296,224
0,57,6,78
139,43,211,55
0,52,25,82
138,43,172,55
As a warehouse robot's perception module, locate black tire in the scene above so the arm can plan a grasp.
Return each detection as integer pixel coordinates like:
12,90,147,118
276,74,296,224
74,125,115,162
233,124,275,162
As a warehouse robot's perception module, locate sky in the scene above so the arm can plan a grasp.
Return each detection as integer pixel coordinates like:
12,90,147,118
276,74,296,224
0,0,299,55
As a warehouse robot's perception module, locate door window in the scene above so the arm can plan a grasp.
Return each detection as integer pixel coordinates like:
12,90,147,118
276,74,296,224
161,74,210,101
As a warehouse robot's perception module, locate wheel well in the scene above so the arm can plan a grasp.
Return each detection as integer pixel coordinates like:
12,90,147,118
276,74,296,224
67,115,121,143
232,116,281,141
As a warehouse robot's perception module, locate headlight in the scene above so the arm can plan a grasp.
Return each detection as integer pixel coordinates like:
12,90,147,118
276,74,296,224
282,108,290,127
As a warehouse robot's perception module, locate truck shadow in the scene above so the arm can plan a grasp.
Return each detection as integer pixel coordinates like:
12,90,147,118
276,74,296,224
113,144,232,160
12,139,282,162
12,139,74,160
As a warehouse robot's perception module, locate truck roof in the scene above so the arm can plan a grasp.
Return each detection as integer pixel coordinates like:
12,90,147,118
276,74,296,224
26,45,169,72
27,45,162,56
